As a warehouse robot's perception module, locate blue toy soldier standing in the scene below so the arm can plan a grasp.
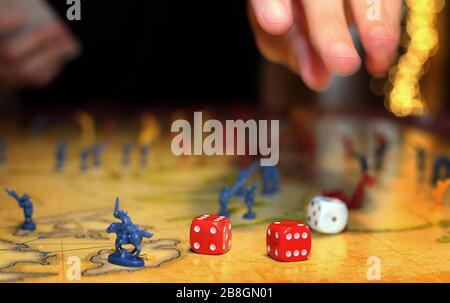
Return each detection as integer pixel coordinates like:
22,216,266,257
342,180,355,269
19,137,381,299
140,144,151,169
80,147,90,173
261,165,281,195
243,184,258,219
93,143,106,169
122,142,133,168
55,141,68,172
106,197,153,267
5,189,36,231
431,155,450,186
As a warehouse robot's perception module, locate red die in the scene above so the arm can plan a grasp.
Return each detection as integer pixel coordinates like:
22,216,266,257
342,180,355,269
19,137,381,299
266,221,311,262
190,214,232,255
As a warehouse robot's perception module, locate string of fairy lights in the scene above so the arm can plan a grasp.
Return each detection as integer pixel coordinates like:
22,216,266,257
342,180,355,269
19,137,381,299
385,0,446,117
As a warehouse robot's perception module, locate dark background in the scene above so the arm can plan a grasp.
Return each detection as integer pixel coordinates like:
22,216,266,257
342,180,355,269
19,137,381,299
12,0,450,117
24,0,260,108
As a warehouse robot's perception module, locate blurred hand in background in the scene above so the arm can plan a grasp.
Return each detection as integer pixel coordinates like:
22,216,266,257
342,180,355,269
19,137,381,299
248,0,403,91
0,6,79,90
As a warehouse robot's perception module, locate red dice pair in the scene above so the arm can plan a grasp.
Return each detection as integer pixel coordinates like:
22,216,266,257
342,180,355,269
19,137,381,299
189,216,311,262
189,214,232,255
266,221,311,262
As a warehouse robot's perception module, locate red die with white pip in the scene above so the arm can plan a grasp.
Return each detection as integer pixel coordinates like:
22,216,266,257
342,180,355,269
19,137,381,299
266,221,311,262
190,214,232,255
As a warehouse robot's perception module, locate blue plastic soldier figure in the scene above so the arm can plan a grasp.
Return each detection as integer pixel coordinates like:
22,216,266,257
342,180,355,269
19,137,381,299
122,142,133,167
261,165,280,195
140,144,151,169
235,160,260,197
55,141,68,172
106,197,153,267
5,189,36,231
243,184,258,220
415,147,426,176
93,143,106,168
431,155,450,186
80,147,90,173
0,137,6,164
218,177,247,217
219,186,233,217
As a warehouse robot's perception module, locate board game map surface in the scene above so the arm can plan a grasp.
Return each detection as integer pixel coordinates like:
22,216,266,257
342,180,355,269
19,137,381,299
0,112,449,282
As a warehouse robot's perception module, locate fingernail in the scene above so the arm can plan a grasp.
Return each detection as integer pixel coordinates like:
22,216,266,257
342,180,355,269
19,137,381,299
330,42,358,59
263,0,290,24
369,26,395,58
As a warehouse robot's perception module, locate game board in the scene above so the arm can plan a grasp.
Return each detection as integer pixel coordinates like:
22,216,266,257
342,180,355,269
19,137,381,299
0,111,449,283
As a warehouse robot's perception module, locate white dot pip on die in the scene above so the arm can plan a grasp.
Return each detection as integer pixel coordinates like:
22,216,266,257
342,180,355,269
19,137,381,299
302,232,308,239
210,244,216,251
286,233,292,240
267,245,271,253
194,242,200,249
301,249,307,256
267,229,271,236
275,232,279,239
294,250,299,256
275,249,278,256
210,227,217,234
194,226,200,233
294,233,300,239
286,250,292,257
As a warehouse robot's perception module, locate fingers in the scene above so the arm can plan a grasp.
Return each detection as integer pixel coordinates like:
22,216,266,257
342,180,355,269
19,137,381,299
350,0,402,76
249,0,293,35
0,9,24,36
0,22,64,62
290,1,331,91
301,0,361,76
249,0,331,91
0,21,80,89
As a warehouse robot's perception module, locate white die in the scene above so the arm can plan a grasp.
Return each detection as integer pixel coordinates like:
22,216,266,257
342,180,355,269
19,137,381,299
307,196,348,234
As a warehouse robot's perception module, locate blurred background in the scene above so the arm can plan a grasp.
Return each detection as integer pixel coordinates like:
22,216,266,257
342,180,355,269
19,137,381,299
0,0,448,129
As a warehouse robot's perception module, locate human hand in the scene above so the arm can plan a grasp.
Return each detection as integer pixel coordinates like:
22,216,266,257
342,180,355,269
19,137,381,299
0,7,80,90
248,0,403,91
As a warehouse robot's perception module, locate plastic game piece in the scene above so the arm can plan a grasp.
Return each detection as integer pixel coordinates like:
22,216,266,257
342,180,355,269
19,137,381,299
139,144,151,169
307,196,348,234
415,147,426,174
243,184,258,220
266,221,311,262
93,143,106,168
190,214,232,255
235,160,260,197
122,142,133,167
433,179,450,206
106,197,153,267
0,137,6,164
5,189,36,231
55,141,68,172
80,147,90,173
323,153,375,209
373,131,389,170
323,172,375,209
261,165,281,196
431,155,450,186
218,186,233,217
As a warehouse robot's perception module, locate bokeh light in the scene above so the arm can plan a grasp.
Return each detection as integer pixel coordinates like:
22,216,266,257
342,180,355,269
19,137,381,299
385,0,445,117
